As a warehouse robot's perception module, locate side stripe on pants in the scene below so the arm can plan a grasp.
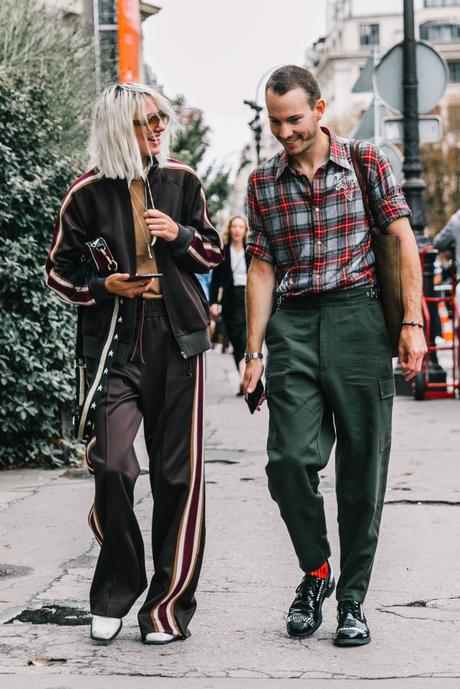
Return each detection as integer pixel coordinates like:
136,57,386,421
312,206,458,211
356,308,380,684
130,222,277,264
86,435,104,545
88,503,104,546
150,353,205,635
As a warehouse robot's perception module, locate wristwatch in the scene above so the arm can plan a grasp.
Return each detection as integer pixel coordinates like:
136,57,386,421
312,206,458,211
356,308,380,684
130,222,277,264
244,352,264,364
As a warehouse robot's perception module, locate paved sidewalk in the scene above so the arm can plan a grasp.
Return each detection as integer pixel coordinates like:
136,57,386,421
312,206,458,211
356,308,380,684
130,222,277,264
0,349,459,688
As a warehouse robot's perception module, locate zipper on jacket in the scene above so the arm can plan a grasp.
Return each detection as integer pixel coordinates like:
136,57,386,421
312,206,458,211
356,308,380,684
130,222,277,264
163,291,187,358
141,166,189,359
155,253,188,359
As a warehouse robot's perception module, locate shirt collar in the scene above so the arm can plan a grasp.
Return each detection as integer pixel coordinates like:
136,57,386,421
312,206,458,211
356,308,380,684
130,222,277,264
325,127,352,171
275,149,290,181
275,126,352,181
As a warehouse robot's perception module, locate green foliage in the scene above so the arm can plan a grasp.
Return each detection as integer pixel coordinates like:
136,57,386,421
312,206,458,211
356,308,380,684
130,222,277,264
202,167,231,223
0,1,91,467
171,96,230,221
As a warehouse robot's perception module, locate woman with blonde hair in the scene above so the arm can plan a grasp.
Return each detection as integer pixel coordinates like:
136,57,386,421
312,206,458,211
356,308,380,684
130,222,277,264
45,83,224,645
210,215,251,395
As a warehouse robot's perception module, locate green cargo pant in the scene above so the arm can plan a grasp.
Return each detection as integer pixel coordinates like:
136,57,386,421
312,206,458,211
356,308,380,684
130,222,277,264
265,288,395,602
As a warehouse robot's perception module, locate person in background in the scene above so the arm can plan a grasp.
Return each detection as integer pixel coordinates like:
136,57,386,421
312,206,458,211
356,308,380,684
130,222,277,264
45,82,223,646
210,215,251,395
434,209,460,304
196,271,212,302
434,209,460,273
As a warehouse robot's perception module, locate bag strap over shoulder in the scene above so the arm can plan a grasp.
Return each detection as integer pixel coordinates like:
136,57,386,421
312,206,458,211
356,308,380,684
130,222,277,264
350,140,377,234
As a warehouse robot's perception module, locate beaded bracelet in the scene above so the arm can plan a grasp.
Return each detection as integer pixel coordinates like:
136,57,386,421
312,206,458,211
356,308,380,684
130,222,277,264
400,321,424,328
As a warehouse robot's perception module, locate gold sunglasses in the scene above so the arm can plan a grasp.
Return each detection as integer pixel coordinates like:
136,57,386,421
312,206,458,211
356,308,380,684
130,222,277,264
133,111,169,128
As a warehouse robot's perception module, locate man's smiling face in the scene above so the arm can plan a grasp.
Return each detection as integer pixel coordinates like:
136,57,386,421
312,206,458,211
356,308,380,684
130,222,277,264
266,86,325,157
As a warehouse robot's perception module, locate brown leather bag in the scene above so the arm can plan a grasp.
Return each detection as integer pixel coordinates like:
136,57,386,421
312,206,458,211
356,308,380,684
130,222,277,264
350,140,403,356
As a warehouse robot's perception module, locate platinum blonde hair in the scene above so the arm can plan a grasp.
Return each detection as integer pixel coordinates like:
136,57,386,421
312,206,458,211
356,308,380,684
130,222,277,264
88,83,177,182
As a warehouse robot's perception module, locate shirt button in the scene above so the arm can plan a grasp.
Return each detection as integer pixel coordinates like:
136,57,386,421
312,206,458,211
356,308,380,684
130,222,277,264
316,240,322,245
314,274,320,279
314,207,320,213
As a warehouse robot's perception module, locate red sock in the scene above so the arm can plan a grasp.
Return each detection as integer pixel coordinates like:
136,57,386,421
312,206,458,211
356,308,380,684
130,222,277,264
305,561,329,579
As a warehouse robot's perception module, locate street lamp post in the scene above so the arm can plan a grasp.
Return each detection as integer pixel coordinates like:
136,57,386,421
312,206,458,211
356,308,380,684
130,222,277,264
397,0,446,396
243,100,263,166
243,67,281,167
402,0,426,240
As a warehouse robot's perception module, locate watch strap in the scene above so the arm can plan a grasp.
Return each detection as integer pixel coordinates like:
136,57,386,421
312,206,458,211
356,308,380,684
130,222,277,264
245,352,264,363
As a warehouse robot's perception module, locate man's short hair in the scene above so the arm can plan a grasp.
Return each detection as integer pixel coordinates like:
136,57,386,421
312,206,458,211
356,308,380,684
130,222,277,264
265,65,321,108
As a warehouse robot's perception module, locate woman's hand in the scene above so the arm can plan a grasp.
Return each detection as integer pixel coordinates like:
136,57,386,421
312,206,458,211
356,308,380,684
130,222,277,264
209,303,220,320
144,209,179,242
105,273,153,299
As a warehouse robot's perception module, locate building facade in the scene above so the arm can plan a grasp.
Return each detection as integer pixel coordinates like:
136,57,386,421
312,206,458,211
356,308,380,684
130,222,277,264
306,0,460,135
42,0,161,88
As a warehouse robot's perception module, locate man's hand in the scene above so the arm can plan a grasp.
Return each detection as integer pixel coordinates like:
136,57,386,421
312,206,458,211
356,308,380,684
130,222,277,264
243,358,264,396
398,326,427,381
105,273,153,299
243,257,275,407
386,217,427,381
144,209,179,242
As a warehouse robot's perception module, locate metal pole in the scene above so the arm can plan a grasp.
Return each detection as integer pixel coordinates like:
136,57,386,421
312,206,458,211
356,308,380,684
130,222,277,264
251,113,262,165
396,0,446,396
243,100,263,166
402,0,426,242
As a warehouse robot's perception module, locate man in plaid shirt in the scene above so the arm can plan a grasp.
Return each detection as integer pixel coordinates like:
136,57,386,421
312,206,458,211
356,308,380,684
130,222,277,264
243,66,426,647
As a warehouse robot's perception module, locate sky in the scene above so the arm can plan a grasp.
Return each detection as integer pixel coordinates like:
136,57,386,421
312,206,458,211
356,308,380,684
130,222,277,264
142,0,328,176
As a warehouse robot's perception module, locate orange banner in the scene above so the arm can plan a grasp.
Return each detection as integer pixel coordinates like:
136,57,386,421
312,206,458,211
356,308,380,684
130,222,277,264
118,0,141,82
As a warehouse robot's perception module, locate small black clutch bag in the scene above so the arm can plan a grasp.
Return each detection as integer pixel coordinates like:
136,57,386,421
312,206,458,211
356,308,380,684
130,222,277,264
245,379,264,414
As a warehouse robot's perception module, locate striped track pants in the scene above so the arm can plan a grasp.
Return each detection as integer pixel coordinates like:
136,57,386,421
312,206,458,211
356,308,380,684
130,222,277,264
86,299,205,638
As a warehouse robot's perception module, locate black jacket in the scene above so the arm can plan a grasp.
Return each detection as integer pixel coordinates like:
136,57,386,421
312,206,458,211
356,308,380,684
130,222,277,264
209,244,251,318
45,159,224,361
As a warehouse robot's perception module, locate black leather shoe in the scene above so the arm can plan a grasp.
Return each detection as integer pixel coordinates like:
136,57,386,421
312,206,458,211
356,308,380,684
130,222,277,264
333,600,371,646
286,564,335,638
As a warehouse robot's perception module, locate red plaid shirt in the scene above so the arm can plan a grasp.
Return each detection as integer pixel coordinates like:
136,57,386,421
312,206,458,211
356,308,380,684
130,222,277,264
246,127,410,297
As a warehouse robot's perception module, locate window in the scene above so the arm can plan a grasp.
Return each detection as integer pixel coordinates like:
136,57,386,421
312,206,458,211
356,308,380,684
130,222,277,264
448,61,460,82
424,0,460,7
359,24,379,47
98,0,117,25
100,30,118,83
420,21,460,42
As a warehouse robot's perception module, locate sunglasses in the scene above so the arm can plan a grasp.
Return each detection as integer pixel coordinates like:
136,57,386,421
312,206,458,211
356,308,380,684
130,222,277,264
133,111,169,128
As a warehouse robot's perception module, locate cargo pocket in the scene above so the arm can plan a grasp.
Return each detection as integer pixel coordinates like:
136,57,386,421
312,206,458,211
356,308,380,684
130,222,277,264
378,376,395,452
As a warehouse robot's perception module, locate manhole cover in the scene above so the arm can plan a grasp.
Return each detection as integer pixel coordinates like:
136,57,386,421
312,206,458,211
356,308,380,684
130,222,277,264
0,564,33,579
6,605,91,626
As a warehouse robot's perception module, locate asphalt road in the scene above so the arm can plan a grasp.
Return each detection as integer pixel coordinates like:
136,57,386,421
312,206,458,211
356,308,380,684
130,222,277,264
0,349,459,688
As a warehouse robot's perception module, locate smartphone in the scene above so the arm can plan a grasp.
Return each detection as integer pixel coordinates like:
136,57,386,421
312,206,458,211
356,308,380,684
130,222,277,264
245,379,264,414
126,273,163,282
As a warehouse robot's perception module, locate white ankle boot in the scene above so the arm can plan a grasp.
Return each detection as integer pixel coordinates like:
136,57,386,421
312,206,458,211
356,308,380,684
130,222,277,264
90,615,122,642
143,631,178,644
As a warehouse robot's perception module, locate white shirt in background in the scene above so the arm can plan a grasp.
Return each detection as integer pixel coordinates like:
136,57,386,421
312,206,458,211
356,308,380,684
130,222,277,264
230,246,247,287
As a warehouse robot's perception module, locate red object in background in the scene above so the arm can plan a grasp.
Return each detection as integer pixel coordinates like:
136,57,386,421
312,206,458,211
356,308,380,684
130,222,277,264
415,246,460,400
118,0,141,83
